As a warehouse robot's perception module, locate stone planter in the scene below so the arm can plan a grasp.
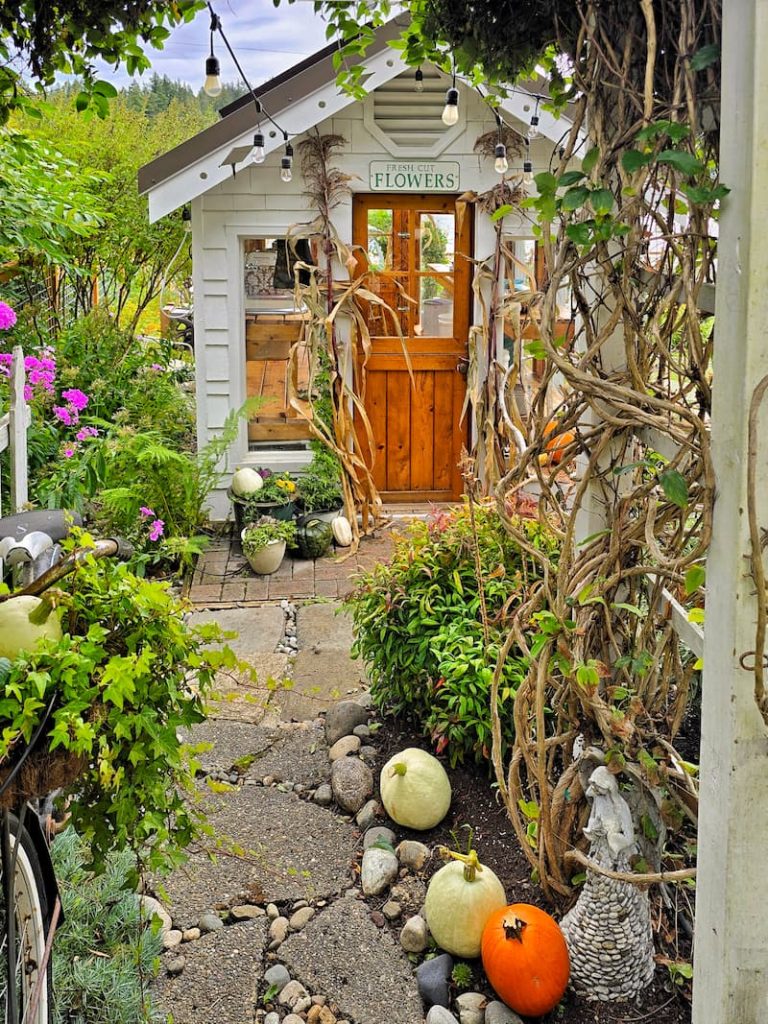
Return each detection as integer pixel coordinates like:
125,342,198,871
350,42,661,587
242,536,286,575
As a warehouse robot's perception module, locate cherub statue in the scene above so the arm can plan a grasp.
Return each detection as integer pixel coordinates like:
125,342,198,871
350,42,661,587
582,765,637,866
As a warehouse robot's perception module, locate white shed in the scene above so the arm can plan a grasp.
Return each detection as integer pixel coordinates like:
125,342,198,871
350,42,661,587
139,22,577,520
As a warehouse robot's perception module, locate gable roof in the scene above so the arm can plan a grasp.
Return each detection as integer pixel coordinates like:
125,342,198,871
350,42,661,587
139,20,581,222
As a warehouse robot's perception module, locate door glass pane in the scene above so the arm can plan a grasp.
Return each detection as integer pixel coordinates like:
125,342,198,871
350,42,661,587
366,209,392,271
417,275,453,337
418,213,455,272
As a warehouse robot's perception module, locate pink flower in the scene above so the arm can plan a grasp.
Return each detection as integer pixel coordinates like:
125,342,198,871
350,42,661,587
76,426,99,441
53,405,73,426
150,363,163,372
62,445,76,459
0,302,16,331
139,506,155,519
148,519,165,541
23,385,32,402
61,388,89,411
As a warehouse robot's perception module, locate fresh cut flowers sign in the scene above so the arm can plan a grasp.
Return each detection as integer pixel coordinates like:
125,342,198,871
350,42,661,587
369,161,460,191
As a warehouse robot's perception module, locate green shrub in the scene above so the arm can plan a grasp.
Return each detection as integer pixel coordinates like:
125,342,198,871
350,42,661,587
52,829,163,1024
345,503,556,766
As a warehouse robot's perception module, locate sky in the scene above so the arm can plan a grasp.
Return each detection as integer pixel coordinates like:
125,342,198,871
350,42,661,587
97,1,334,91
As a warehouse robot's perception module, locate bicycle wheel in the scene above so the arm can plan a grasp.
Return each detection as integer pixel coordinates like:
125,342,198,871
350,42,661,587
0,811,51,1023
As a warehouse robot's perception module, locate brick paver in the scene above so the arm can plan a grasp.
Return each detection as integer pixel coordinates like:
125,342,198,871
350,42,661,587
186,527,396,606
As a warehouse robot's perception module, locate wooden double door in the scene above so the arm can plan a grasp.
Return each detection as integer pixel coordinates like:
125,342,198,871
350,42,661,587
353,194,472,502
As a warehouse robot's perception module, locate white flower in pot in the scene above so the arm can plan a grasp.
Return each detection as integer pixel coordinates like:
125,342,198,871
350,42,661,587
241,516,296,575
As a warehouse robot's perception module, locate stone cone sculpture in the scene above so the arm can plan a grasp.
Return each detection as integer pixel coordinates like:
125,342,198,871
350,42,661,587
560,766,655,1001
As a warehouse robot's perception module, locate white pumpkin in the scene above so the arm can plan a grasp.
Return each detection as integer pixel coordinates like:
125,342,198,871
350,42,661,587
0,595,63,661
332,515,353,547
231,467,264,498
424,848,507,957
379,747,451,830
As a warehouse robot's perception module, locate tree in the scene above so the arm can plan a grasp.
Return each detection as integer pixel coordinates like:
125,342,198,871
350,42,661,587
0,0,205,121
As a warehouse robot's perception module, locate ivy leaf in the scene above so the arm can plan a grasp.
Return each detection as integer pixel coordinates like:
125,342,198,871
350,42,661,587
684,564,706,595
561,186,590,211
92,81,118,98
690,43,720,71
657,150,705,176
659,468,689,509
557,170,585,186
590,188,615,214
681,183,730,205
621,149,652,173
581,146,600,174
534,171,557,194
566,222,593,246
491,204,514,221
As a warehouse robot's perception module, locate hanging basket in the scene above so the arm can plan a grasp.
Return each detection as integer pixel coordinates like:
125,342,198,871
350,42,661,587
0,747,84,811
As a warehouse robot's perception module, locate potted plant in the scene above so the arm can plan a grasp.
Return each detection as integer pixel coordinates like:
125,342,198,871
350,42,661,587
241,516,296,574
236,469,298,526
297,448,343,524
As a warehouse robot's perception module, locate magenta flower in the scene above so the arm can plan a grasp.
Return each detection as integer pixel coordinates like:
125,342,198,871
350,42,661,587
150,363,163,372
53,405,74,426
0,302,16,331
148,519,165,541
61,388,89,411
139,506,155,519
62,445,76,459
23,385,32,402
76,426,99,441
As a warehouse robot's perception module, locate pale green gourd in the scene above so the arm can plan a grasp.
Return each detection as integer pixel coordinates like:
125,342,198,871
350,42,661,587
332,515,353,547
0,595,63,660
231,467,264,497
424,847,507,958
379,747,451,830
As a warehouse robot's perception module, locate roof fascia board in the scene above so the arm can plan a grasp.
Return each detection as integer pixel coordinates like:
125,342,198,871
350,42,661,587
147,47,409,222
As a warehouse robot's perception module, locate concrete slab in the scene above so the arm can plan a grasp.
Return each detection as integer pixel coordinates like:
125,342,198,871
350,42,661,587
280,650,368,722
160,785,356,930
205,652,293,724
152,918,268,1023
184,720,277,775
297,603,355,651
190,606,285,657
280,898,423,1024
249,720,330,788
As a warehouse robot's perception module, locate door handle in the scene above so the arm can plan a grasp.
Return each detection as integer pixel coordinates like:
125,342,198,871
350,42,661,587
456,359,469,376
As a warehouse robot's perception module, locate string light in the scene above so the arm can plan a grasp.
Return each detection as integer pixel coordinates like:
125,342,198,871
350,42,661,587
281,139,294,182
182,205,192,232
528,98,540,140
523,141,534,186
251,131,266,164
414,67,424,93
493,113,508,175
203,14,222,97
442,61,459,126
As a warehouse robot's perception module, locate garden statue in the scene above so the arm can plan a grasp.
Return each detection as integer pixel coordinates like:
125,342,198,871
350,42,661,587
560,766,656,1001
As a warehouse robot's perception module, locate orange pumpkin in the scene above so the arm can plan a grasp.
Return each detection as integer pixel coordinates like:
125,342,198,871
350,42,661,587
539,419,575,466
481,903,570,1017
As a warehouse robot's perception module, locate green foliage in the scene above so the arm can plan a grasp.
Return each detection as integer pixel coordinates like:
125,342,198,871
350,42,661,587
51,829,163,1024
299,447,343,512
244,471,298,506
451,962,473,990
346,503,557,766
0,531,250,874
241,516,297,555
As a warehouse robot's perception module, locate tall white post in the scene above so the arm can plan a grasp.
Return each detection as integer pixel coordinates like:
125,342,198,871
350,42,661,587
9,345,28,513
693,2,768,1019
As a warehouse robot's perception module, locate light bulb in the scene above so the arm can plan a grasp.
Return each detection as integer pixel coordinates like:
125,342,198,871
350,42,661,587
203,56,222,98
442,87,459,126
182,206,192,233
414,68,424,93
280,158,292,183
494,143,508,175
527,114,540,140
523,160,534,186
251,131,265,164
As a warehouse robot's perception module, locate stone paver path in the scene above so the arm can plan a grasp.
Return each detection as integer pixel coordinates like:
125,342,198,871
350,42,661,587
150,601,425,1024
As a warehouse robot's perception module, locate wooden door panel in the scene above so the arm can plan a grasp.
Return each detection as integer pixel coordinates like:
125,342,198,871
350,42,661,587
365,370,388,492
410,371,435,491
386,371,411,491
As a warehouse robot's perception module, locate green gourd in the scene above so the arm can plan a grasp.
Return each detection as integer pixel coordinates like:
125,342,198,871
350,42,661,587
379,747,451,830
295,517,333,560
0,595,63,660
425,847,507,958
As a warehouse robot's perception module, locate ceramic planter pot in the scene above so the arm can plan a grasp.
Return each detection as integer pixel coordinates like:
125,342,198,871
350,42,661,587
242,537,286,575
229,489,295,532
299,504,342,525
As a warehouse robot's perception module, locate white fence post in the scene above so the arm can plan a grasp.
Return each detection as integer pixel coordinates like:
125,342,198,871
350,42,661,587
8,345,28,513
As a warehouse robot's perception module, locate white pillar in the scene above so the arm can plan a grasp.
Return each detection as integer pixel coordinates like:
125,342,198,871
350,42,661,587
693,2,768,1019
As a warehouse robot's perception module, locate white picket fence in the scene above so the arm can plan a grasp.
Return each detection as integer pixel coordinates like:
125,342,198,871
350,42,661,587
0,346,30,515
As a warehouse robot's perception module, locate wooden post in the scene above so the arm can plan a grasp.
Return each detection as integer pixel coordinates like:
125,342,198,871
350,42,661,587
692,3,768,1019
8,346,28,513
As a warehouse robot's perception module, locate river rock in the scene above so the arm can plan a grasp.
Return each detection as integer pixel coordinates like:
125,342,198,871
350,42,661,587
456,992,487,1024
331,756,373,813
270,916,290,944
264,963,291,991
325,702,368,745
289,906,316,930
400,915,429,953
313,783,333,806
231,905,264,920
363,826,396,850
361,846,399,895
484,1002,524,1024
426,1008,459,1024
279,979,310,1009
329,735,361,761
355,799,380,830
139,895,172,934
417,952,454,1008
396,840,430,871
198,912,223,934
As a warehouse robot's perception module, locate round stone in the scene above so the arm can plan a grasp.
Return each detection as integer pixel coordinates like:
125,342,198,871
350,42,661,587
329,735,361,761
198,912,223,933
289,906,316,931
361,847,399,896
400,914,429,953
331,756,373,813
264,963,291,991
